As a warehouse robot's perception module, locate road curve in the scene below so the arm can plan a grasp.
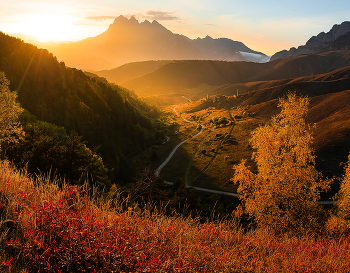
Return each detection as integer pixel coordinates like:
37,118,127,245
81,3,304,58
155,105,333,204
154,106,204,176
163,181,240,197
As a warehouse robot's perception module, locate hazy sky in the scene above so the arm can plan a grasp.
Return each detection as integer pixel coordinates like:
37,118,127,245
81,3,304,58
1,0,350,55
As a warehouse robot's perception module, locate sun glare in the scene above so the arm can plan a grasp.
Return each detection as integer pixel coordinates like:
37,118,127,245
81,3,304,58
18,12,79,42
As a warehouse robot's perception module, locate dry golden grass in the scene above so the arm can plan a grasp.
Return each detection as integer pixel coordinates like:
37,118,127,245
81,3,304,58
1,160,350,272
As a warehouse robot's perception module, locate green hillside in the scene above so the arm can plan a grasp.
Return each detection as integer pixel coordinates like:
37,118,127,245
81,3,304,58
0,32,163,184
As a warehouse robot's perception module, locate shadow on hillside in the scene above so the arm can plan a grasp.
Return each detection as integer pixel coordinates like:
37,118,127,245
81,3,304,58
156,142,232,192
157,143,194,182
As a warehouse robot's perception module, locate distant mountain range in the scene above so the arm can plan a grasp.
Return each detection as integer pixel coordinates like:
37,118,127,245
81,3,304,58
271,21,350,61
93,49,350,97
41,16,269,71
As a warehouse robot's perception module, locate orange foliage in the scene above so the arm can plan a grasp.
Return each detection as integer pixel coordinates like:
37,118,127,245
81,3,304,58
327,153,350,235
232,93,331,233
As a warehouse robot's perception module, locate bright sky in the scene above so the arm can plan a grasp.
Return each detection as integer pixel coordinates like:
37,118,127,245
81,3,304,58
1,0,350,55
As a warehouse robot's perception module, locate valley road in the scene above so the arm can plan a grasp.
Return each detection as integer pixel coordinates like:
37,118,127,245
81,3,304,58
154,106,204,176
154,102,333,204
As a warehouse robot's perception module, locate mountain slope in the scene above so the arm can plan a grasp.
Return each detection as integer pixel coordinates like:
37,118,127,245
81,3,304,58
41,16,267,71
325,31,350,51
121,60,265,96
113,49,350,97
44,16,204,70
96,60,174,85
0,32,161,183
214,66,350,178
271,21,350,61
249,88,350,178
188,36,269,62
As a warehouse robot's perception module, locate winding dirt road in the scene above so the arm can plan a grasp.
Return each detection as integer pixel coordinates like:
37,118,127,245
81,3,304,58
154,103,333,203
154,106,204,176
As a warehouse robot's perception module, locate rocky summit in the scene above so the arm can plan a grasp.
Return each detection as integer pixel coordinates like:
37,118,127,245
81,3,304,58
270,21,350,61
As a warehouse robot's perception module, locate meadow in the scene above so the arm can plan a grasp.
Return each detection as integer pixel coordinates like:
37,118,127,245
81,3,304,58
1,160,350,272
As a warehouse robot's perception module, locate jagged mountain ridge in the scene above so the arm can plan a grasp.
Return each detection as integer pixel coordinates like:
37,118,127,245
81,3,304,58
271,21,350,61
324,31,350,51
42,16,268,71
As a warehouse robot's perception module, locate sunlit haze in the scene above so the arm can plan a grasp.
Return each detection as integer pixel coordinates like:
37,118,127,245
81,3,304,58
1,0,350,55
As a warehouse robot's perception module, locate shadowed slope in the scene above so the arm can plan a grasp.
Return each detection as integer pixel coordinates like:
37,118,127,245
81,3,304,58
115,50,350,97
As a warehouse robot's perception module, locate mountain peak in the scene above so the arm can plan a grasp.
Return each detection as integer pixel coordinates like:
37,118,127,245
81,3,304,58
271,21,350,61
113,15,129,25
112,15,141,26
142,20,151,25
150,20,169,32
151,20,161,26
129,16,139,24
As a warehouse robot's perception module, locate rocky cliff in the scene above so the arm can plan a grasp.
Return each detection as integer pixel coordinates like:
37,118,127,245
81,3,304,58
270,21,350,61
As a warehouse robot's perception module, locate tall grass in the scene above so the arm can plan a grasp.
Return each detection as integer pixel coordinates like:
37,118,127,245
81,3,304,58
0,160,349,272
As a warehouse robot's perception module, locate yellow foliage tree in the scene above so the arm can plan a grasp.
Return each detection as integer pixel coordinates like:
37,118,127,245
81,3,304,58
232,93,330,233
0,72,23,151
326,153,350,234
336,153,350,221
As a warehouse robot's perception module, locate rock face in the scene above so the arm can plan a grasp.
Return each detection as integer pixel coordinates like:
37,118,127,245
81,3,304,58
325,31,350,51
271,21,350,61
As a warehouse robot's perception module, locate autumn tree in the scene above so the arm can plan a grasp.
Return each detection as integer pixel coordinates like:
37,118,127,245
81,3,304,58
327,153,350,234
335,153,350,220
232,93,330,233
0,71,23,152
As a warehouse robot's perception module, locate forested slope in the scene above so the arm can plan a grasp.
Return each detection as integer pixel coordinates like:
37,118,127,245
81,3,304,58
0,32,163,184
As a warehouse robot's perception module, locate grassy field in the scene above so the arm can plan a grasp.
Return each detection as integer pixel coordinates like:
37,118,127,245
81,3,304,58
139,96,262,194
1,160,350,272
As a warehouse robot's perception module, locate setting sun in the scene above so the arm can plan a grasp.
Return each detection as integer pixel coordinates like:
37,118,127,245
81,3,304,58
22,13,77,42
0,2,108,43
13,12,79,42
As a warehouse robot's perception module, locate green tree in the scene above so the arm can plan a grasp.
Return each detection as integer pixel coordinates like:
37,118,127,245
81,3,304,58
0,72,23,151
232,93,330,233
4,116,110,190
62,131,110,188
